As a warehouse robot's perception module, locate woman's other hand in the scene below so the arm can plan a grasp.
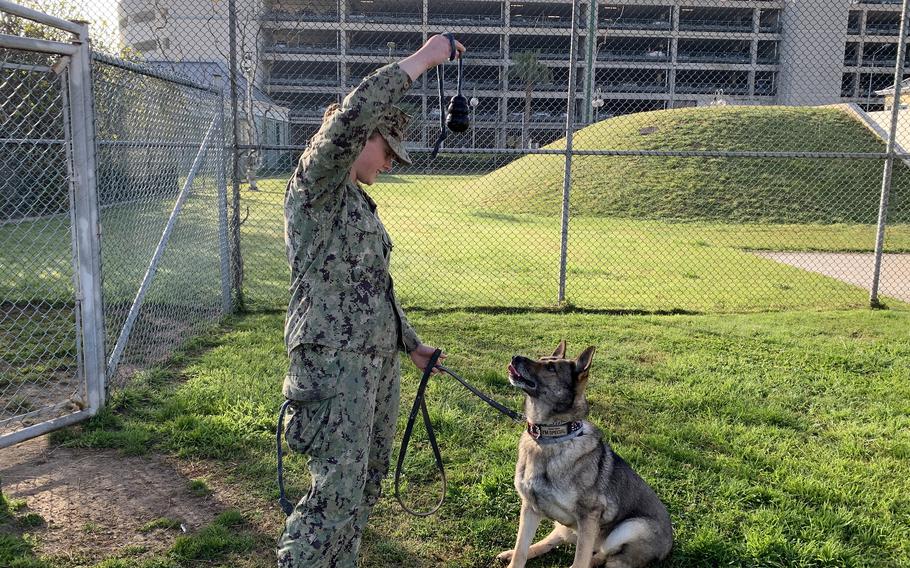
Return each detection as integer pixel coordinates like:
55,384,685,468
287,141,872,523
409,343,447,375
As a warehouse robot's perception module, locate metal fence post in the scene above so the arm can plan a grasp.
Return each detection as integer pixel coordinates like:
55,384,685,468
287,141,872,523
214,74,232,315
558,0,581,305
69,22,106,414
870,0,910,307
582,0,598,125
228,0,245,310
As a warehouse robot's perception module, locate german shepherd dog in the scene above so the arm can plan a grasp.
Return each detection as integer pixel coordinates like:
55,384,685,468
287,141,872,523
497,341,673,568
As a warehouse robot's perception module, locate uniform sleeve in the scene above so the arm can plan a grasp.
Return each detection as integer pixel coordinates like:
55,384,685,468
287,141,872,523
396,296,422,353
292,63,413,209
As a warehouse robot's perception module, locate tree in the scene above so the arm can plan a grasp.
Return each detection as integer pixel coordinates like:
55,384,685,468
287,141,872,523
509,51,551,149
202,1,268,192
0,0,121,220
0,0,119,53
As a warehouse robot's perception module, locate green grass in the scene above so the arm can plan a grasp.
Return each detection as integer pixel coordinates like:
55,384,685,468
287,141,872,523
239,173,910,312
0,492,42,567
470,106,910,223
0,186,225,307
4,153,910,315
187,479,212,498
139,518,182,533
30,307,910,567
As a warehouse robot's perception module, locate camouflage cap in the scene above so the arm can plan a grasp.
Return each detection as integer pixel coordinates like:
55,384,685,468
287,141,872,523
375,105,413,165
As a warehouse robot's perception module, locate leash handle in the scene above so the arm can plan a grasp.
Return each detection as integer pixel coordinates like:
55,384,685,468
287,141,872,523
276,399,294,516
394,349,447,517
445,31,457,61
430,65,447,159
430,32,460,159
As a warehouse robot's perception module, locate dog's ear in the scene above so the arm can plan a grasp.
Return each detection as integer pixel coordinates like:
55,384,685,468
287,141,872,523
574,346,596,381
552,339,567,359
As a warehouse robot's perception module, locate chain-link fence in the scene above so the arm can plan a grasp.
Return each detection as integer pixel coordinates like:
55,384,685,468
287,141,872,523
4,0,910,444
99,0,910,313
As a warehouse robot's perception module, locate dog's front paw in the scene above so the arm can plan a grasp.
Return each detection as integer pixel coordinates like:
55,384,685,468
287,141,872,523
496,549,514,563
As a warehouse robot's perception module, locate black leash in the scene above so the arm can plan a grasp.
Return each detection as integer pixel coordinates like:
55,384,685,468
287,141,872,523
394,349,524,516
276,351,524,517
276,399,294,516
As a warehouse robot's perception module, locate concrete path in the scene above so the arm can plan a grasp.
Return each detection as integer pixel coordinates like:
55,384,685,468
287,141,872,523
844,103,910,163
753,251,910,302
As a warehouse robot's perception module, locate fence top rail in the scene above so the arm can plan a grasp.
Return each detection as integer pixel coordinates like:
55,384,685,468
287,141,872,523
0,32,77,55
236,144,891,160
91,51,222,96
0,0,84,36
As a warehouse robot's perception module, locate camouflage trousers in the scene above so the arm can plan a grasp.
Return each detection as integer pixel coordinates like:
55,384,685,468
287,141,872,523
277,344,401,568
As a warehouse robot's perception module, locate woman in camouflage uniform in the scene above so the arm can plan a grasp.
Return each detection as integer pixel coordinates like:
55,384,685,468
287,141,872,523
277,35,465,567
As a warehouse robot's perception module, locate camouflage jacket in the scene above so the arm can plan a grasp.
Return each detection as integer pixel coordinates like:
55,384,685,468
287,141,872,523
284,63,420,356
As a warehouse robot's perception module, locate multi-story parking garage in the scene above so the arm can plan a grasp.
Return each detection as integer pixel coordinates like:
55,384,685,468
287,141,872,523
119,0,910,149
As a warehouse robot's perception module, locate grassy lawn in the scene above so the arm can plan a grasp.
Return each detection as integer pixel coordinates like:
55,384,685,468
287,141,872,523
5,169,909,315
4,307,908,567
0,185,226,307
240,174,910,312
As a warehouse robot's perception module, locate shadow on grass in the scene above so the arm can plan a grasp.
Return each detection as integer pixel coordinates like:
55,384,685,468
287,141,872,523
470,211,526,223
361,527,428,567
405,305,702,317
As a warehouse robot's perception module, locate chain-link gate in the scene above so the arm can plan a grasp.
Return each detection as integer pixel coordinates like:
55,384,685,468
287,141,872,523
90,53,231,392
1,4,104,447
0,1,231,448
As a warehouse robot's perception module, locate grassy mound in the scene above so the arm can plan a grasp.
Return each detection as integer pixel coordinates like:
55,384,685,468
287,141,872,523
473,106,910,223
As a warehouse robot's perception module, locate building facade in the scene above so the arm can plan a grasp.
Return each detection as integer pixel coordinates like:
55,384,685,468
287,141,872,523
119,0,910,150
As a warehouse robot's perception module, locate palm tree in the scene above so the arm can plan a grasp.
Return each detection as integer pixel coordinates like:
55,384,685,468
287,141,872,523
509,51,552,148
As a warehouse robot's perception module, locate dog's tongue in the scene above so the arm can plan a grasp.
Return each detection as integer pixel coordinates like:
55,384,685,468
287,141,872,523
508,363,519,377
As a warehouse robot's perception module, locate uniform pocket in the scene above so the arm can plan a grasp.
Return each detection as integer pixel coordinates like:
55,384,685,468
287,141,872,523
283,344,340,401
284,398,333,456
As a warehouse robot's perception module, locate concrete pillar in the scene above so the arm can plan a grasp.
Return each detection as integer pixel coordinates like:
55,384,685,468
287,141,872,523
502,0,511,147
777,0,851,105
668,4,679,108
750,7,760,97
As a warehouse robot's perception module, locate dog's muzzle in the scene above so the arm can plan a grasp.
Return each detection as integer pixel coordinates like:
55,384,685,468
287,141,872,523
508,363,537,392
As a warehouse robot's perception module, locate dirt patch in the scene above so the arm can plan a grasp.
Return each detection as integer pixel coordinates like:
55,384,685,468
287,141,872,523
105,302,221,391
0,302,83,438
0,436,227,562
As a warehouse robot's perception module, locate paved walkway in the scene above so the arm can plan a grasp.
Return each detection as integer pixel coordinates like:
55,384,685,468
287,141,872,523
844,103,910,163
753,251,910,303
